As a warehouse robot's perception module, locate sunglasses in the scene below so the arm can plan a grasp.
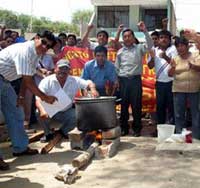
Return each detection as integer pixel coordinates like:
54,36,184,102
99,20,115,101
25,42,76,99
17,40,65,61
41,39,52,49
58,66,69,71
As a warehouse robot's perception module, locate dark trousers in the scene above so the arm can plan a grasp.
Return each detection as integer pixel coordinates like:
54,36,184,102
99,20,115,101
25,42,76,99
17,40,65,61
119,76,142,133
156,81,174,124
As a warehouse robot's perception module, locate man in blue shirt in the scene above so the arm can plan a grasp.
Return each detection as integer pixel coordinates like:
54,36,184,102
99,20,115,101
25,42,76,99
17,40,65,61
81,46,118,96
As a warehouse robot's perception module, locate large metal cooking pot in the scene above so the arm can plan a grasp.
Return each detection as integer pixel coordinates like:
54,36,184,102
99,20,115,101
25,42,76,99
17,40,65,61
75,96,117,132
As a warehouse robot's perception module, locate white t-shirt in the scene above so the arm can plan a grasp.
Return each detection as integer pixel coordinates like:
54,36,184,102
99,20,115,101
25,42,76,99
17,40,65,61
38,74,90,110
154,45,177,82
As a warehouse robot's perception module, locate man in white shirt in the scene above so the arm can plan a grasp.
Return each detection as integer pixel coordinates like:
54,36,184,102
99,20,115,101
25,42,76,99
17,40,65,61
148,30,177,124
0,30,57,170
36,59,98,142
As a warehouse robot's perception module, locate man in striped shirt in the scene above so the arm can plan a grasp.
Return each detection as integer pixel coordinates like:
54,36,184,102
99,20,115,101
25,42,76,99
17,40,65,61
0,30,57,170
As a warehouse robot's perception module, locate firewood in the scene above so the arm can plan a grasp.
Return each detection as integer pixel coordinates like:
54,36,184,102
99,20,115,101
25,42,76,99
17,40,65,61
29,131,44,143
40,132,63,154
55,164,79,184
72,142,99,169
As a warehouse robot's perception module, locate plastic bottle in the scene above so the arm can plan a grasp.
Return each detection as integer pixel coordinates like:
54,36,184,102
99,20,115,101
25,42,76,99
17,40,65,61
182,128,192,143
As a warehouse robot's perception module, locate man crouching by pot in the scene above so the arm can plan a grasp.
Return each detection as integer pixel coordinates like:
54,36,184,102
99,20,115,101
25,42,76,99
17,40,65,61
36,59,99,143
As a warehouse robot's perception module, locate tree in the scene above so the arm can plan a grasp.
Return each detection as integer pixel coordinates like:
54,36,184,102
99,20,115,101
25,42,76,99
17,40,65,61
18,14,30,33
72,10,93,36
0,9,18,28
0,9,82,35
72,10,93,25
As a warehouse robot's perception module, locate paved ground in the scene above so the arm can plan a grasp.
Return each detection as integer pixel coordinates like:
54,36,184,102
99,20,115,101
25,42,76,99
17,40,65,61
1,122,200,188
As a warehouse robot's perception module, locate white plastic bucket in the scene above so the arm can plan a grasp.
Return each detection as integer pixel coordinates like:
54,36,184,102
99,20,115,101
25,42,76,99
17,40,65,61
157,124,175,143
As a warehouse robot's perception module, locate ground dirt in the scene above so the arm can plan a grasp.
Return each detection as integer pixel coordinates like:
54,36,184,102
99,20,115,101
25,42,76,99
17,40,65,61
0,121,200,188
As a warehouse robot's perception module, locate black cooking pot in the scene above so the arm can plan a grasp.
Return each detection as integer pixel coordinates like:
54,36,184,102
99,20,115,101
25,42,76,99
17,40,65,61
75,96,117,132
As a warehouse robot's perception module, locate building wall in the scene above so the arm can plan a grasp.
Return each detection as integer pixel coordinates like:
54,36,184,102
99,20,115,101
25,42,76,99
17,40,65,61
91,0,176,37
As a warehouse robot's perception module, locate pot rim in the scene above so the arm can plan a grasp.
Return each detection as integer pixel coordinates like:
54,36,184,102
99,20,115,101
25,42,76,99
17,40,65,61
75,96,116,102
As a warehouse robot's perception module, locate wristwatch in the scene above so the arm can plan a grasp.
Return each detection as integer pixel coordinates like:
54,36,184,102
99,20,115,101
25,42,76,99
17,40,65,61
18,96,25,99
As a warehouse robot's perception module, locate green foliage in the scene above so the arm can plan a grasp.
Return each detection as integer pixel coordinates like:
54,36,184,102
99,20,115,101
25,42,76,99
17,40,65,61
0,9,18,28
0,9,84,35
72,10,93,25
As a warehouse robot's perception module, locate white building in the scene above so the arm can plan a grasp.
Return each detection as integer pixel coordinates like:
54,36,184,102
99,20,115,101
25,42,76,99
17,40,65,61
91,0,176,37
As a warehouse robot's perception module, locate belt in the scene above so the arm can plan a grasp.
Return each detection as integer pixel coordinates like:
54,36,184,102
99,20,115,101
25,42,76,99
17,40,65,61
0,74,9,83
119,75,141,80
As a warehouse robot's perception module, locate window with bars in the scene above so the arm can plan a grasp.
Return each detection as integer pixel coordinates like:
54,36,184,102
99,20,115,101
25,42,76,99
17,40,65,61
97,6,129,28
144,9,167,31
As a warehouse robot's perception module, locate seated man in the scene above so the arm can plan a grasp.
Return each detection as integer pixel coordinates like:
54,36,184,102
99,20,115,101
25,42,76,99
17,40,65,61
81,46,118,96
36,59,99,142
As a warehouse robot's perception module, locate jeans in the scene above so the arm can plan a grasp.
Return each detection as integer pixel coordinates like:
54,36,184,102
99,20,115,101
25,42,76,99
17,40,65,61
40,107,76,136
173,92,200,139
156,81,174,124
0,76,28,153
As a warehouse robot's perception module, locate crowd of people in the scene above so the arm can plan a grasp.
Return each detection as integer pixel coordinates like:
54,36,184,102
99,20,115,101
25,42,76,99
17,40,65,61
1,18,200,171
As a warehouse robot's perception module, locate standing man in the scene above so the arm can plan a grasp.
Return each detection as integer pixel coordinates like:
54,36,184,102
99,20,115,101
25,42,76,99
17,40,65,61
58,32,67,49
151,31,159,49
0,30,57,170
82,24,122,51
115,22,153,136
67,33,77,47
36,59,99,142
81,46,118,96
148,30,177,125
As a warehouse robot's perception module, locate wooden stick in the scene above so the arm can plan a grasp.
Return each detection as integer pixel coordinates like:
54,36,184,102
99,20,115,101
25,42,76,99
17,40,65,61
29,131,44,143
72,142,99,169
40,132,63,154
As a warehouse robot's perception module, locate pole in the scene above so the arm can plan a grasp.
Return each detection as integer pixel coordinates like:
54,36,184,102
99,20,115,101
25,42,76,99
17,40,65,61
30,0,33,32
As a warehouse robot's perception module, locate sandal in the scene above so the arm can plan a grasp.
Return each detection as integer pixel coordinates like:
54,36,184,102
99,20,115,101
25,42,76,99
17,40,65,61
13,147,38,157
0,158,10,170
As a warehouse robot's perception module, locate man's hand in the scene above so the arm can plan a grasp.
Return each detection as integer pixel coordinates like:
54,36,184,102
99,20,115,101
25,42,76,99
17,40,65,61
40,111,49,120
170,59,176,68
87,24,94,32
184,29,196,40
0,24,6,30
90,88,99,98
159,51,171,63
159,51,167,58
117,24,124,33
162,18,168,30
42,95,57,104
137,21,147,32
16,96,25,107
149,49,155,58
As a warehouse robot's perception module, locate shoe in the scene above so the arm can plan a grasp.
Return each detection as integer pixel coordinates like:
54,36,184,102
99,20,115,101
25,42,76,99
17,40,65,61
13,147,39,157
0,158,9,171
121,130,129,136
57,129,68,139
40,133,54,143
151,131,157,137
132,132,141,137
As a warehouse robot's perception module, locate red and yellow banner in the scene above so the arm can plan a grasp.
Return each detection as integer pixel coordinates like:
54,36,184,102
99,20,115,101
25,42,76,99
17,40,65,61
59,46,156,112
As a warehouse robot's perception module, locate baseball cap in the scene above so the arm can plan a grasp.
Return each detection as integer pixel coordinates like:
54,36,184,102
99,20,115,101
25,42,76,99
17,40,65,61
56,59,71,69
